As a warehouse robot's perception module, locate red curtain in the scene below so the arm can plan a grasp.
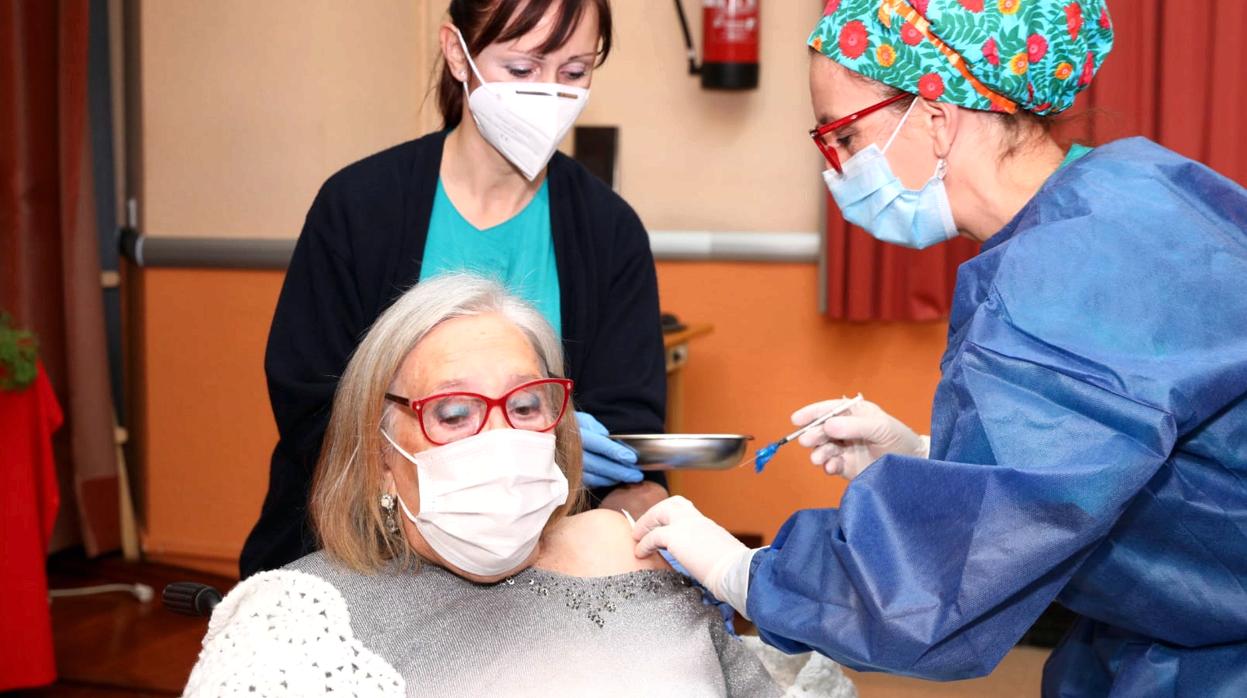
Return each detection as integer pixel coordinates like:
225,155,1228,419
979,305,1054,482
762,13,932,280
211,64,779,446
1069,0,1247,184
0,1,120,554
823,0,1247,321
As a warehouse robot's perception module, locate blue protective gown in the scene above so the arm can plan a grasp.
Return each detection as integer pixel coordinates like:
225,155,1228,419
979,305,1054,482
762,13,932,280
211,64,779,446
747,137,1247,696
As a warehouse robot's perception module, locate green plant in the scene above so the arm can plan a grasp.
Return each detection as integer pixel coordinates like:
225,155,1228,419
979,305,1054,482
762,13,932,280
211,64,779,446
0,312,39,391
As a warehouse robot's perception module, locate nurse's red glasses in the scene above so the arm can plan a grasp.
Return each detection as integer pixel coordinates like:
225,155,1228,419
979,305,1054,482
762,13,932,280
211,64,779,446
809,92,912,174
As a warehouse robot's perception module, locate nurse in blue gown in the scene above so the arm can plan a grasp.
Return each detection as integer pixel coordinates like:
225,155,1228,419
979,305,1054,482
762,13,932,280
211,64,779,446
631,1,1247,695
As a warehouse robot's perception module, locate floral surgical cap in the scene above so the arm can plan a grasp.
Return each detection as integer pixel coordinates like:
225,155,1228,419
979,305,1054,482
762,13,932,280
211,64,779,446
808,0,1114,115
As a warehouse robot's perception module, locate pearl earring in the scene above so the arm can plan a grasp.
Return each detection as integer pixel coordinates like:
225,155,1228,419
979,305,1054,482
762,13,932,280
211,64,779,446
380,492,399,534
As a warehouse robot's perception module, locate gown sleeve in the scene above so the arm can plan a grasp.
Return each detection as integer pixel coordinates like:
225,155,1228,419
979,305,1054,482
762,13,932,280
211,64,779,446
747,145,1247,681
746,287,1181,681
240,183,368,577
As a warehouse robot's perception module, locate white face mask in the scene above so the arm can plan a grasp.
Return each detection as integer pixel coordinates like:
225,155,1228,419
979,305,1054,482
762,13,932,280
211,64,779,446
453,27,589,181
381,427,569,577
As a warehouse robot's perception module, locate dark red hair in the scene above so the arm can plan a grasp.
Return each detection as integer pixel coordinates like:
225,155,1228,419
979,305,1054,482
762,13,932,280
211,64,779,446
438,0,613,129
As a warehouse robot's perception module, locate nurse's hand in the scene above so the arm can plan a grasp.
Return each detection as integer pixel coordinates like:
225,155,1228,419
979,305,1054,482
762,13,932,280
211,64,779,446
576,411,644,489
791,397,929,479
631,496,752,614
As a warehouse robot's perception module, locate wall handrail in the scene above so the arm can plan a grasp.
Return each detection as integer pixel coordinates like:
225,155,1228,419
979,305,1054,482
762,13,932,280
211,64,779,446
118,229,820,268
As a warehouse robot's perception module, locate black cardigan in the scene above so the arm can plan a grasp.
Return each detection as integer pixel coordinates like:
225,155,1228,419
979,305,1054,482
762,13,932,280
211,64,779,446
239,131,667,577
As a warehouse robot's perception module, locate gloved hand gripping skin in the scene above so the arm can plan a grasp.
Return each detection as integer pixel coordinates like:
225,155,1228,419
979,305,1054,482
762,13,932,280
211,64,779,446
630,496,755,618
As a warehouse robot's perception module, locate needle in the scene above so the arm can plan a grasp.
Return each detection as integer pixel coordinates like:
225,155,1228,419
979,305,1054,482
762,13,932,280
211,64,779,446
748,394,863,473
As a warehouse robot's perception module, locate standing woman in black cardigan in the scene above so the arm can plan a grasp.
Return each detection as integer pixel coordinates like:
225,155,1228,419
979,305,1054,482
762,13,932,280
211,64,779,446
240,0,667,577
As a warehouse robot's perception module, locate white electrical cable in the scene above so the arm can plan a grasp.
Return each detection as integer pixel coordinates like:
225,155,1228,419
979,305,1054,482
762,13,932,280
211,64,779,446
48,583,154,603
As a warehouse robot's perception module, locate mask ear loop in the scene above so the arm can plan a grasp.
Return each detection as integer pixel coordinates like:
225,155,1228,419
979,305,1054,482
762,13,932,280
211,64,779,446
882,95,921,153
882,96,949,182
394,491,421,524
379,429,423,524
452,26,488,95
380,428,420,464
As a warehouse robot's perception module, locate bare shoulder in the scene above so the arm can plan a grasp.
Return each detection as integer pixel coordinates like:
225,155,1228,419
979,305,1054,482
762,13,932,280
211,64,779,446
533,509,672,577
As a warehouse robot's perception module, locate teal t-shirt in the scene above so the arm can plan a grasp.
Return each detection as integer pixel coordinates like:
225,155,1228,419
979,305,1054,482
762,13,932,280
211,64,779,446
1060,143,1094,169
420,178,561,336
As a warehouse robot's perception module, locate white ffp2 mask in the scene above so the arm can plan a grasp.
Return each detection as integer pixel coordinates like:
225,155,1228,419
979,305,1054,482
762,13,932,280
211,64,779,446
454,27,589,181
381,427,569,577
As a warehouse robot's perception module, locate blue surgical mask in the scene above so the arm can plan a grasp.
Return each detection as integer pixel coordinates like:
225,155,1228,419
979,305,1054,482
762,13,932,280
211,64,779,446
822,98,958,250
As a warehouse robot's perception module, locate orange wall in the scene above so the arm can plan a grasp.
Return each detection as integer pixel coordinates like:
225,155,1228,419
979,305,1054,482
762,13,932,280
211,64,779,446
138,269,282,576
137,262,946,576
657,262,946,539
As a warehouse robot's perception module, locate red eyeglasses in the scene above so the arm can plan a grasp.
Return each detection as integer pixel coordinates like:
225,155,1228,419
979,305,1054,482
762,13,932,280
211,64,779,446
384,378,573,446
809,92,912,174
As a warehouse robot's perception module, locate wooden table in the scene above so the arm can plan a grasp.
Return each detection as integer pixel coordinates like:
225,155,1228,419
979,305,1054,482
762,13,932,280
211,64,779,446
662,322,713,433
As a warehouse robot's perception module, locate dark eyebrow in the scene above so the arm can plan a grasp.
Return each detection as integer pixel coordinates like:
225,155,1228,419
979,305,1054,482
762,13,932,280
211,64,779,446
503,47,545,59
505,49,598,63
816,117,854,134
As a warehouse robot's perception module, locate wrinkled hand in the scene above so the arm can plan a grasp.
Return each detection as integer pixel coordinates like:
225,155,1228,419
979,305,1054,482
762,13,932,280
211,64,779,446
576,411,643,489
791,397,929,480
631,496,749,611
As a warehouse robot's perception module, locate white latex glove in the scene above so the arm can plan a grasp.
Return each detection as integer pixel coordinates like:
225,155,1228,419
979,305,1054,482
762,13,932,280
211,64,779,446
631,496,754,616
791,397,929,480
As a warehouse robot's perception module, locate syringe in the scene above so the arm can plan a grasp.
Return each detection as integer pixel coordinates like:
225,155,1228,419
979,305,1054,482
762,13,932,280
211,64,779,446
748,394,863,473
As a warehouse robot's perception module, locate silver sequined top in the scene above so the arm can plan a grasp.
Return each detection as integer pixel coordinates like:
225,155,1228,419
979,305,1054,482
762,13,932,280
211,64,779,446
286,551,781,697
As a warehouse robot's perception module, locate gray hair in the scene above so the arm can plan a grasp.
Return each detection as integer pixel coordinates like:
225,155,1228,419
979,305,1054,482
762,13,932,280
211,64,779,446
310,273,584,572
370,274,566,430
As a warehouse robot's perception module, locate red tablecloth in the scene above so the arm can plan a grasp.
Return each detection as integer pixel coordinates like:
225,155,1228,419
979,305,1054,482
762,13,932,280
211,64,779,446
0,364,62,691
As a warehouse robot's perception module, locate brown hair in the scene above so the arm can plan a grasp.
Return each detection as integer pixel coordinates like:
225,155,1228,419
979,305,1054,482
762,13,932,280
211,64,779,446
437,0,614,129
310,273,585,573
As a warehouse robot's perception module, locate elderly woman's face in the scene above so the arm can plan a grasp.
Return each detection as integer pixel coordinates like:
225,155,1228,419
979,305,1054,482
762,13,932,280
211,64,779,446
383,312,547,582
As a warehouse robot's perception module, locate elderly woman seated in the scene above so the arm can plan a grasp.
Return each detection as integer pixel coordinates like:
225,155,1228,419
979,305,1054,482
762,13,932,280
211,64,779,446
184,274,787,697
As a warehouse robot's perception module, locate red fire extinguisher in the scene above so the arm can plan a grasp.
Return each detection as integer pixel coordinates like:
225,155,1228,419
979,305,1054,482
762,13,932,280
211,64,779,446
674,0,760,90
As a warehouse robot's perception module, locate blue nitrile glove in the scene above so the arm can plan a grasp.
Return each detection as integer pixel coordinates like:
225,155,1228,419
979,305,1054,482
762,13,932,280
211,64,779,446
576,411,643,489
